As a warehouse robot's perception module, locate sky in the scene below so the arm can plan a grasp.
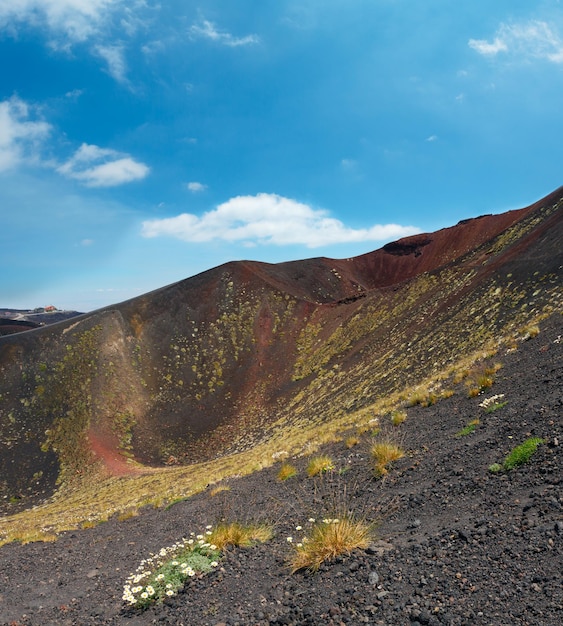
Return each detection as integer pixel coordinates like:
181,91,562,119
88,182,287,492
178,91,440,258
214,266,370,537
1,0,562,312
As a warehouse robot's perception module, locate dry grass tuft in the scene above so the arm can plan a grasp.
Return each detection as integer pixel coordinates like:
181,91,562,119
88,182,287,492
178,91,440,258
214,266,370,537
306,455,334,477
390,410,407,426
290,517,374,573
209,484,231,497
208,522,273,550
371,441,405,477
345,436,360,448
277,463,298,481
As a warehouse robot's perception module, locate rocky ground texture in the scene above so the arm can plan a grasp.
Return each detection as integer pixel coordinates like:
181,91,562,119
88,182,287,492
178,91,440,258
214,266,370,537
1,315,562,626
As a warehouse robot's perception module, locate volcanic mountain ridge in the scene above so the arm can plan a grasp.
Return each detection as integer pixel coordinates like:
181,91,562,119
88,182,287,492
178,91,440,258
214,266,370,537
0,186,561,531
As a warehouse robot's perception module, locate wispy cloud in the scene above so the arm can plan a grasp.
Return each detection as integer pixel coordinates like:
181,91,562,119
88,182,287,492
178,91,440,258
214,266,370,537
95,44,128,83
0,96,51,171
57,143,149,187
0,0,121,42
469,20,563,63
186,181,207,192
141,193,419,248
189,19,260,47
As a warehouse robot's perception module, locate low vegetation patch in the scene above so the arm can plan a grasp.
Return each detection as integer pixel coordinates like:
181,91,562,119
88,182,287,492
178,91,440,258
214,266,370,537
390,410,407,426
306,455,334,477
407,389,438,408
122,529,221,609
455,419,480,438
502,437,544,470
488,437,545,473
371,441,404,477
288,516,375,573
123,522,272,610
465,363,502,397
208,522,273,550
277,462,298,481
345,435,360,448
479,394,508,413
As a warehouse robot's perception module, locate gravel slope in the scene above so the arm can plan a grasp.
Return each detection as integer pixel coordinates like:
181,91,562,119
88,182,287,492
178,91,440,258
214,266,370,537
1,316,561,626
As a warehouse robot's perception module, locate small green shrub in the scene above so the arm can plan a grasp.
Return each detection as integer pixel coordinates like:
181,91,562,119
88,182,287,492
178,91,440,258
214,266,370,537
488,463,502,473
455,418,480,438
503,437,544,470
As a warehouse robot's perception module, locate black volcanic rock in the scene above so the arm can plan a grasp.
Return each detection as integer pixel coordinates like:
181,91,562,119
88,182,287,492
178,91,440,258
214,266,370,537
0,314,561,625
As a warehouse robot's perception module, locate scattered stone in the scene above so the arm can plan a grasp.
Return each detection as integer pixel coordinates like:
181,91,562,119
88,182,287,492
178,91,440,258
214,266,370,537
368,570,380,585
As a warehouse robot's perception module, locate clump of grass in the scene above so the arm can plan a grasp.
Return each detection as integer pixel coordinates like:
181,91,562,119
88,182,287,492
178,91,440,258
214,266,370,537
371,441,404,477
407,389,438,408
455,419,480,438
440,389,455,399
306,455,334,477
488,463,502,473
288,516,375,573
209,484,230,496
390,410,407,426
520,323,540,340
122,529,221,609
502,437,544,470
345,436,360,448
464,362,502,397
208,521,273,550
277,462,298,481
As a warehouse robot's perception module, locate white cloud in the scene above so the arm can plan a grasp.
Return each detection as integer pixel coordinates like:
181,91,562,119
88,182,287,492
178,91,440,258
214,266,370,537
58,143,149,187
469,20,563,63
425,135,438,142
469,37,508,56
0,96,51,171
141,193,420,249
0,0,121,42
95,44,127,83
187,181,207,192
189,19,260,47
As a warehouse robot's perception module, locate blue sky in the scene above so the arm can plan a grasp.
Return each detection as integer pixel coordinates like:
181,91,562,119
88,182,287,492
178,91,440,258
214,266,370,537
1,0,562,312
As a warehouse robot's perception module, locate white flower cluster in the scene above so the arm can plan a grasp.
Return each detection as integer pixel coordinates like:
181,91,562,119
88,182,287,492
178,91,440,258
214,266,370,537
479,394,505,409
122,528,220,607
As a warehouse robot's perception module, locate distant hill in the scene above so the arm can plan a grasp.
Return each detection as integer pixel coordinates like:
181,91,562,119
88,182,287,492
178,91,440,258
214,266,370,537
0,186,561,513
0,308,83,337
